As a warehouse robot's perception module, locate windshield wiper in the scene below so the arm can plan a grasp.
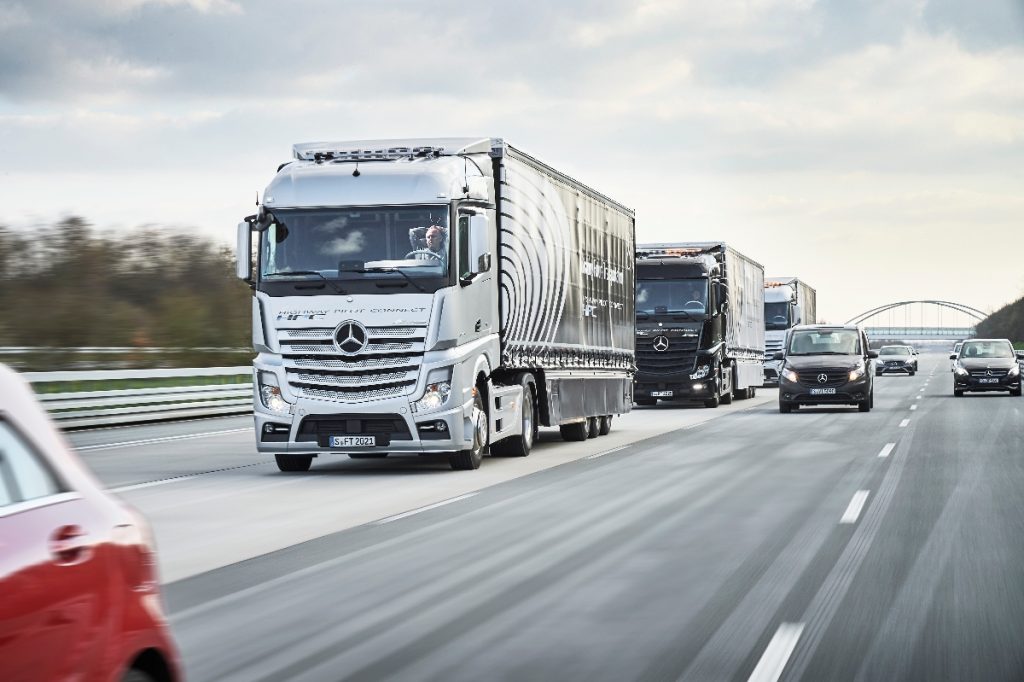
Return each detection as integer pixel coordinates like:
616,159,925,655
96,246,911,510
356,267,427,293
264,270,347,295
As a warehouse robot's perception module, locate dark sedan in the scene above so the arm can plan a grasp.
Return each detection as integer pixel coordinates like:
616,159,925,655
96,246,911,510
876,345,917,376
951,339,1022,396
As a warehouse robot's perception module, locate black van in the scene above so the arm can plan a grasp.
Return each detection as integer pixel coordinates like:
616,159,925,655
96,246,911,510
775,325,878,413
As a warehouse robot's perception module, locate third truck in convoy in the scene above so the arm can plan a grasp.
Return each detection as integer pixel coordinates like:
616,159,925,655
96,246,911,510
762,277,817,385
237,138,635,472
633,243,765,408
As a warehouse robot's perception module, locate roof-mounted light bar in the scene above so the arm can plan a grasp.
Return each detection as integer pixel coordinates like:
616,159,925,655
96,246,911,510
636,246,710,259
294,145,448,163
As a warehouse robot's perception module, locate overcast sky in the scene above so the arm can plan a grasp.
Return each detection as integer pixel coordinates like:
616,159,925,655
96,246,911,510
2,0,1022,324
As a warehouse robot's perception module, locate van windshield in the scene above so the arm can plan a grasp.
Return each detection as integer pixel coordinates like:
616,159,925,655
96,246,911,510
788,329,861,356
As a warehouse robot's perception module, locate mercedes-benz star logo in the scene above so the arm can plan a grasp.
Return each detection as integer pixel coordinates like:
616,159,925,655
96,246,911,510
986,369,994,376
334,320,368,355
817,373,829,384
653,336,670,352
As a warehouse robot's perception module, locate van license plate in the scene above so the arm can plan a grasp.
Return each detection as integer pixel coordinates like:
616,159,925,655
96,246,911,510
330,436,376,447
651,391,673,397
809,388,836,395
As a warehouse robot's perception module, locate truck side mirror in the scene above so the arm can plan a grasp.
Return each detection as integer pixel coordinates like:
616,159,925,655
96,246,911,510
792,304,802,325
867,350,879,359
469,215,491,276
949,354,957,360
773,351,785,361
236,221,253,282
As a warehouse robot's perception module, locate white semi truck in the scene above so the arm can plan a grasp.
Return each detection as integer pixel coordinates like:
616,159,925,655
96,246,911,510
762,277,817,385
237,138,635,472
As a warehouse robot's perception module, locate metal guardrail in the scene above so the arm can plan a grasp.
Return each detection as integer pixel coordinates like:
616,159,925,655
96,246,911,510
26,366,254,429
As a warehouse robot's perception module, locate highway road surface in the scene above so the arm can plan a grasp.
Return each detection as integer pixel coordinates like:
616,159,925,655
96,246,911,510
67,354,1024,681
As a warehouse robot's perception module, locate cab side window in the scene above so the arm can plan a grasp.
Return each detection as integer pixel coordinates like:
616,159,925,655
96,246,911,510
457,214,472,280
0,421,63,507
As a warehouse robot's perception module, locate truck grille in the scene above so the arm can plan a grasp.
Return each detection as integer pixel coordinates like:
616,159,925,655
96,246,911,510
765,339,785,353
277,325,426,402
635,334,699,375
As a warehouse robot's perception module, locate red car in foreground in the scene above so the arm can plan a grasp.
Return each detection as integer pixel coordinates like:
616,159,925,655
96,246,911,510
0,364,180,682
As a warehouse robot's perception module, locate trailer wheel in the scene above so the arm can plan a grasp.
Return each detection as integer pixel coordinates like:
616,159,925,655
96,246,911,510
598,415,612,436
275,454,313,472
586,417,600,439
559,421,588,441
491,379,536,457
450,389,487,470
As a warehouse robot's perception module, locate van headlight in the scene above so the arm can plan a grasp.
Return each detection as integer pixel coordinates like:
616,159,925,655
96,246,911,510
258,371,291,415
414,366,453,412
849,366,865,381
781,368,799,383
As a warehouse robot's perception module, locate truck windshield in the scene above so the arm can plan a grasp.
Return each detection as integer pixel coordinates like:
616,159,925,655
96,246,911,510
765,302,790,330
260,206,450,286
788,329,861,355
636,279,708,316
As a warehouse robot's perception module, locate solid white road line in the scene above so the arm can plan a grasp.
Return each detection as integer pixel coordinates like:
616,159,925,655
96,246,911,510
77,428,250,451
841,490,870,524
748,622,805,682
376,493,478,525
878,443,896,458
899,418,910,428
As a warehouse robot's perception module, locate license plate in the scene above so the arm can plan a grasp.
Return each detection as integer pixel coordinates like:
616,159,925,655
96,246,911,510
978,378,999,384
651,390,674,397
809,388,837,395
329,436,376,447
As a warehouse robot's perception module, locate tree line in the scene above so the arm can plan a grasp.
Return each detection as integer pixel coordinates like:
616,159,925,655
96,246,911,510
977,295,1024,348
0,217,252,369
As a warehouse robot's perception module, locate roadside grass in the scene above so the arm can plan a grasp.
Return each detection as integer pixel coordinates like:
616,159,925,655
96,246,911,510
33,374,252,395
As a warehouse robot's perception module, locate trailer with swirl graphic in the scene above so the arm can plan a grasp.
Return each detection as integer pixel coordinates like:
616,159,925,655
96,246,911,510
237,138,635,471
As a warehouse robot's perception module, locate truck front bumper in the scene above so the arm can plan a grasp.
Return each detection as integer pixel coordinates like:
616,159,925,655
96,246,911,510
254,392,477,457
634,377,720,402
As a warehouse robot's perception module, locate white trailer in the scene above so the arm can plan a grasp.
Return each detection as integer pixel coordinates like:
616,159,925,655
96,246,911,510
763,277,817,385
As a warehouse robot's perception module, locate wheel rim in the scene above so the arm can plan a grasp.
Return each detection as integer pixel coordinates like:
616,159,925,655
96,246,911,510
472,401,487,454
523,394,534,447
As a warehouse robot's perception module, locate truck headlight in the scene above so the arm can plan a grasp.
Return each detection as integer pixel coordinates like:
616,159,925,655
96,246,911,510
781,368,799,383
414,366,453,413
258,371,291,415
689,364,711,380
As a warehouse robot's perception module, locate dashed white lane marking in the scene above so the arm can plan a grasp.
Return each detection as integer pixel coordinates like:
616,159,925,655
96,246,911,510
748,622,805,682
376,493,478,525
899,418,911,428
910,405,918,411
587,445,631,460
111,475,199,493
878,443,896,458
841,490,870,524
77,428,250,451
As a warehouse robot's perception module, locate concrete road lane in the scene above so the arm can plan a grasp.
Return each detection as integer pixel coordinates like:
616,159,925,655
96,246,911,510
68,392,775,582
153,354,1024,681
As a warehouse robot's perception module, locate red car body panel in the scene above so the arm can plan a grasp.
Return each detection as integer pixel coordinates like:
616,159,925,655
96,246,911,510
0,365,180,682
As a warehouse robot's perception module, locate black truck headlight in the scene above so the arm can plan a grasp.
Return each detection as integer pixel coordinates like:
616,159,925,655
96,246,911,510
689,364,711,380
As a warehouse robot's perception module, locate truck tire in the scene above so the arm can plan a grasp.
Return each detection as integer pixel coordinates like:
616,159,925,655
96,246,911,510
560,421,588,441
598,415,613,436
275,454,313,472
587,417,600,439
1011,386,1022,397
721,389,733,405
491,379,536,457
450,390,488,470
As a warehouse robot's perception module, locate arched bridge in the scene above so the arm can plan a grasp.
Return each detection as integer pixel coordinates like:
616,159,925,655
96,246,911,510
846,300,984,341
